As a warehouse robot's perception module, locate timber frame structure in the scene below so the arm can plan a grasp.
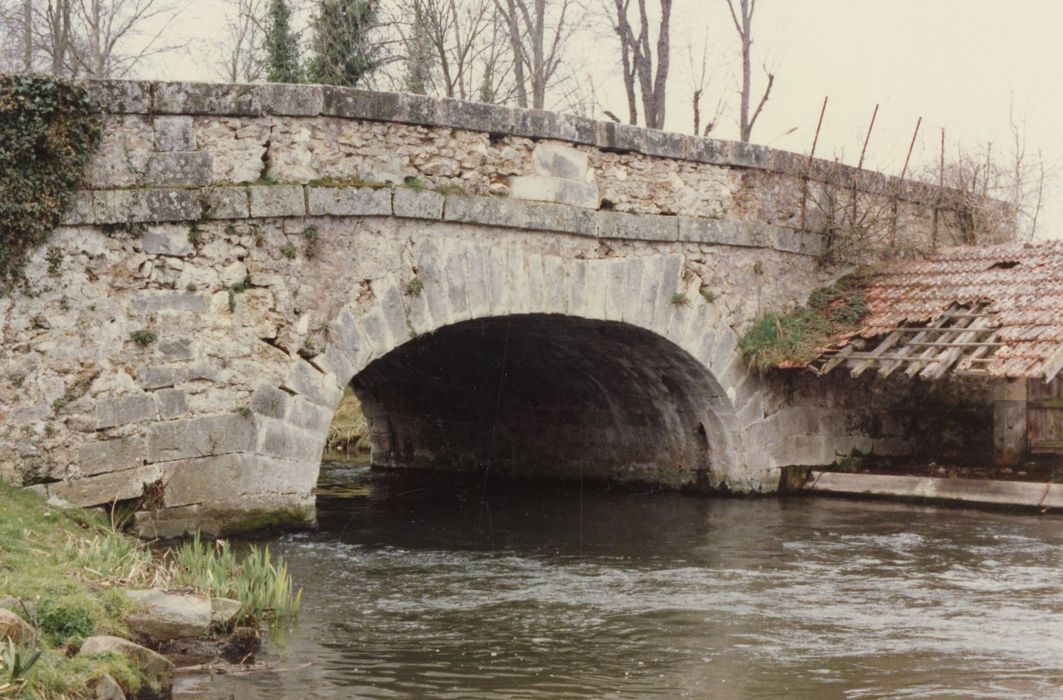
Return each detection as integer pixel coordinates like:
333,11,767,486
805,241,1063,466
813,302,1006,380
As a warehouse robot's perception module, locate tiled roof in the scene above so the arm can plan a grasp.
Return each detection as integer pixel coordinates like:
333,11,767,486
818,241,1063,380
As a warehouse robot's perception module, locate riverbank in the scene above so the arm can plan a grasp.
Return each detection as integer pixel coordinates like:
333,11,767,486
0,482,299,698
325,388,370,455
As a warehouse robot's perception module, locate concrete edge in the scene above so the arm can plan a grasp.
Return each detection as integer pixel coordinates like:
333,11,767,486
62,185,823,257
802,470,1063,510
82,79,948,206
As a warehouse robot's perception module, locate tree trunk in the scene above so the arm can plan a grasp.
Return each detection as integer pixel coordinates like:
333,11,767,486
502,0,527,107
23,0,32,71
739,7,751,141
649,0,670,128
612,0,639,124
531,0,545,108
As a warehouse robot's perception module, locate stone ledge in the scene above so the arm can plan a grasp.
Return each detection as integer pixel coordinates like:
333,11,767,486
444,193,598,238
82,79,950,205
63,186,825,256
802,471,1063,510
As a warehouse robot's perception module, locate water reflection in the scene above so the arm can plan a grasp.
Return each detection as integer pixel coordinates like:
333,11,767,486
177,462,1063,699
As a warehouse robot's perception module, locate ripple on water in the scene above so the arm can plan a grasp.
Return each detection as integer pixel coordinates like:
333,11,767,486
181,478,1063,700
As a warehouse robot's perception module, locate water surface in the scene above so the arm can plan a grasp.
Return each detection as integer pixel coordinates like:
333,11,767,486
178,462,1063,699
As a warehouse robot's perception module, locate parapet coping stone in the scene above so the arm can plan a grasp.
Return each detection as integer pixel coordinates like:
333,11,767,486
64,184,823,257
83,80,945,206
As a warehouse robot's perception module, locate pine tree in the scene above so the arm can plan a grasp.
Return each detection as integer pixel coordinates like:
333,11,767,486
265,0,302,83
308,0,378,87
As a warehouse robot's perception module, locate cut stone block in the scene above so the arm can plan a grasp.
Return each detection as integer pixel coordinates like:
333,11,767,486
130,291,207,315
154,116,195,152
146,414,255,463
510,175,599,209
141,224,193,256
144,152,213,187
393,187,444,220
531,143,589,180
78,436,146,476
96,394,158,430
307,186,391,216
249,185,305,218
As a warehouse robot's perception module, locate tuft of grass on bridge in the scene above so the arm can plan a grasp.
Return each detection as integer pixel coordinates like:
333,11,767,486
740,272,870,372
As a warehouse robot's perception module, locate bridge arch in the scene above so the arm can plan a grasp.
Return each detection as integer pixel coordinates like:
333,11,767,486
249,241,761,524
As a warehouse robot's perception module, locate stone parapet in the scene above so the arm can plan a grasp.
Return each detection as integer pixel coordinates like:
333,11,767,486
82,79,947,205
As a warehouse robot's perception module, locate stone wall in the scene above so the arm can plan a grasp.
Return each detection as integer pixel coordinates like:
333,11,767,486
0,80,999,535
79,81,979,259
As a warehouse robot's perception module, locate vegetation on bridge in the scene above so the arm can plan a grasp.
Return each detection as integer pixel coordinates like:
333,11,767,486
740,272,869,372
0,74,100,293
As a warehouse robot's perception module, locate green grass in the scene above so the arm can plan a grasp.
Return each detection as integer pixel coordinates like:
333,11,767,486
128,328,156,347
0,484,146,697
0,483,302,698
739,273,869,372
308,175,387,189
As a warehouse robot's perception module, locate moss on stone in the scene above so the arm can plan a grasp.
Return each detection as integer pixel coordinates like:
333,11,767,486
215,505,317,537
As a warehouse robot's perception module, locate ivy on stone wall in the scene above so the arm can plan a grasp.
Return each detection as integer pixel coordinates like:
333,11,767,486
0,74,101,291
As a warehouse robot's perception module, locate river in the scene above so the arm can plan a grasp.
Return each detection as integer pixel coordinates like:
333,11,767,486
176,461,1063,699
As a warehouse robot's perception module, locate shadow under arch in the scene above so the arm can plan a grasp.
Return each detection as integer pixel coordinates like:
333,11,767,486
350,313,738,490
255,246,766,528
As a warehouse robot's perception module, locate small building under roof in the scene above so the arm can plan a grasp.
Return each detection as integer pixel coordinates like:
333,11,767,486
808,241,1063,465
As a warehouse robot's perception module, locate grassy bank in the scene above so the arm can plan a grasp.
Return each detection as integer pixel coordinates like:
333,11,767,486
0,483,299,698
326,387,370,454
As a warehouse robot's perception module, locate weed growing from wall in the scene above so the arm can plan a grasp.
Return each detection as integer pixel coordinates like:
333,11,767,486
0,74,100,292
739,271,869,372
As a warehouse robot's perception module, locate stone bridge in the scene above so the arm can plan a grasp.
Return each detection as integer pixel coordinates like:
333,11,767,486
0,80,974,536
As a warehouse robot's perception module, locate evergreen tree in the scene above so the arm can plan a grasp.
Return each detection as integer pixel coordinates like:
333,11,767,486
477,66,495,104
403,2,432,95
308,0,378,87
265,0,302,83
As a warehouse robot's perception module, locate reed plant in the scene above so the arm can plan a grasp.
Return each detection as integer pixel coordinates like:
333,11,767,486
167,532,302,624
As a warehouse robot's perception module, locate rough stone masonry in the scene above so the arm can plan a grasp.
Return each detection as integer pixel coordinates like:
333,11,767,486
0,80,991,536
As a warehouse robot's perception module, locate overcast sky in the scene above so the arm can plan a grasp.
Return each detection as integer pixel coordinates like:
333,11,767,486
137,0,1062,239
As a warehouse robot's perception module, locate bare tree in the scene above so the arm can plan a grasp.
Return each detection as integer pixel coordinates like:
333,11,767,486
606,0,670,128
216,0,267,82
394,0,510,100
930,127,1051,244
494,0,580,109
0,1,24,71
724,0,773,142
30,0,183,78
45,0,72,75
687,36,723,135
